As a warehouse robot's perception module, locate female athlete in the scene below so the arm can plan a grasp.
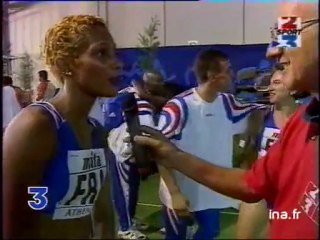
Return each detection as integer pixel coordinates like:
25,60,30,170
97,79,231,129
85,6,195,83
3,15,119,239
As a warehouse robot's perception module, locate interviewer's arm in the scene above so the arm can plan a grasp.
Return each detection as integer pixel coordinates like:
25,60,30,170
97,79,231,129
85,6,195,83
170,151,260,203
136,124,280,205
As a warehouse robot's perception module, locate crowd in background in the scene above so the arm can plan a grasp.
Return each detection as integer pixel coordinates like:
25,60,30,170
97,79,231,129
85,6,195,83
2,70,58,131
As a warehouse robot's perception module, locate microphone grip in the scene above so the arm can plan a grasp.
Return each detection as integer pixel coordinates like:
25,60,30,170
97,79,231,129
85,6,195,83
122,93,151,168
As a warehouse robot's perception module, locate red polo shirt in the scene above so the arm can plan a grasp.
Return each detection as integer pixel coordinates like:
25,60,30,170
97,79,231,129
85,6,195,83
244,98,319,239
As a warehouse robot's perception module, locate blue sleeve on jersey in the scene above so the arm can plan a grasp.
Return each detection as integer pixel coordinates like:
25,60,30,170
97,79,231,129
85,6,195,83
103,96,125,132
157,97,188,140
104,92,155,132
220,93,266,123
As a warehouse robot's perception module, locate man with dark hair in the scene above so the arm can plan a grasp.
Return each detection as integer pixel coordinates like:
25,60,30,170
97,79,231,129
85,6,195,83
3,76,25,107
36,70,56,101
146,50,263,239
3,76,13,86
193,49,230,83
38,70,48,80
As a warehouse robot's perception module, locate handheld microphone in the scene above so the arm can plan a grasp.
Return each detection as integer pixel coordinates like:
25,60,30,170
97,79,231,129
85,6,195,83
121,92,151,168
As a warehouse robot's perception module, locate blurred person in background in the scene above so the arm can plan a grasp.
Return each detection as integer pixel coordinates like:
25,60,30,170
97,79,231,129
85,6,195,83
105,71,186,240
12,85,25,107
3,76,22,132
236,69,299,239
134,74,186,236
35,70,56,101
134,2,319,239
3,15,119,239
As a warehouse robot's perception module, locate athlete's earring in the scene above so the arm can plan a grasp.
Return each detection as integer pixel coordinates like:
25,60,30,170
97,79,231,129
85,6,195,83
63,71,72,76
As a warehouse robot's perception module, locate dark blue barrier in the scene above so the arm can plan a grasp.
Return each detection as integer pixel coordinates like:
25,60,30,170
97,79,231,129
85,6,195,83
116,44,269,91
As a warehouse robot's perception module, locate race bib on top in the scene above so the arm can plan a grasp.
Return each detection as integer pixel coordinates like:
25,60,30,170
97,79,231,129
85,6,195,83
259,127,280,157
52,148,107,220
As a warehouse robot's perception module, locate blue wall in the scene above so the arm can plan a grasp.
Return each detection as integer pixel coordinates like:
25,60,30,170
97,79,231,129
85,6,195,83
117,44,269,91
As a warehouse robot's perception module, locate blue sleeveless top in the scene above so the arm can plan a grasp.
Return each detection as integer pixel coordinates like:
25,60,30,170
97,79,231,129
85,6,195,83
31,102,109,220
257,107,281,157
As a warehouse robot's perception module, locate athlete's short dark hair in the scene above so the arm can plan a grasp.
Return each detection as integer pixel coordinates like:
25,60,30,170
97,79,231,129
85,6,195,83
38,70,48,80
194,49,229,83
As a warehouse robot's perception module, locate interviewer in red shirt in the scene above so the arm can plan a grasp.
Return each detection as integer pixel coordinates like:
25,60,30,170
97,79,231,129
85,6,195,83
134,2,319,239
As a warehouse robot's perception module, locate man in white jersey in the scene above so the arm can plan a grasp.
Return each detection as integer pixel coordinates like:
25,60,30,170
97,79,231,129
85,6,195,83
157,50,263,239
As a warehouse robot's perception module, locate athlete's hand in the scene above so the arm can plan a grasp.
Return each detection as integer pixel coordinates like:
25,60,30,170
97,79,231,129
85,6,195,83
132,80,150,100
171,192,190,216
134,126,181,168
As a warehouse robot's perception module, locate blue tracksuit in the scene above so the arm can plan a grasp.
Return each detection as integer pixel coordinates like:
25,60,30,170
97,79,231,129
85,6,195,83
104,87,155,231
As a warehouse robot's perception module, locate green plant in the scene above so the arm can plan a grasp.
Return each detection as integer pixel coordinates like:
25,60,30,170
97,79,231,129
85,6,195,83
137,16,161,72
18,53,34,90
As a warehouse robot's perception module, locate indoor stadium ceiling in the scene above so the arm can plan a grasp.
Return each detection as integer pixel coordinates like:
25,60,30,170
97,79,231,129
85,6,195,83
7,1,37,14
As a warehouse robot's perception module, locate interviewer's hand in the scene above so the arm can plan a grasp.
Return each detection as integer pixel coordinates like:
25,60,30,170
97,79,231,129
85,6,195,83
133,126,181,168
132,80,150,100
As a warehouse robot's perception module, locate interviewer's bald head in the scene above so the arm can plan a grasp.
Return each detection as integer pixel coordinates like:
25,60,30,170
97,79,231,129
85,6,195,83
267,1,318,93
278,1,318,21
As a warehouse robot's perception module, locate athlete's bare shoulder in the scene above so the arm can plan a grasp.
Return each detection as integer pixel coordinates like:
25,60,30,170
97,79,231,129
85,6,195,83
3,105,57,168
3,106,58,239
5,105,56,137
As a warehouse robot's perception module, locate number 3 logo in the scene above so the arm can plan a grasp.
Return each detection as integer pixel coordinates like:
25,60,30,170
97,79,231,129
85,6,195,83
281,35,298,48
27,186,48,210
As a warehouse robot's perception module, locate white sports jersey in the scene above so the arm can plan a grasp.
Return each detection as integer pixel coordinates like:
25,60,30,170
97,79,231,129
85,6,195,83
157,88,263,211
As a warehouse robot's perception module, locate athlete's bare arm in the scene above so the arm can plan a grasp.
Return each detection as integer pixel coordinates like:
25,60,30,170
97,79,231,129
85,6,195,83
3,108,56,238
157,165,189,214
94,176,115,239
237,110,265,169
236,110,268,239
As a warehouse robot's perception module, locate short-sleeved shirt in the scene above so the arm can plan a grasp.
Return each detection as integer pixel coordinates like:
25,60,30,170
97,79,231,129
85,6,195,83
157,88,264,211
244,97,319,239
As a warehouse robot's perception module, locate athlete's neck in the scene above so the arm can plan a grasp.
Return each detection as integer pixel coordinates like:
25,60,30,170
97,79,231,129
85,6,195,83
273,99,298,127
196,83,218,103
52,85,96,124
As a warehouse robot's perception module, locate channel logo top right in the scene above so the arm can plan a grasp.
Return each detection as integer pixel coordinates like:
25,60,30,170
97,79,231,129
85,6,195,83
276,17,302,48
